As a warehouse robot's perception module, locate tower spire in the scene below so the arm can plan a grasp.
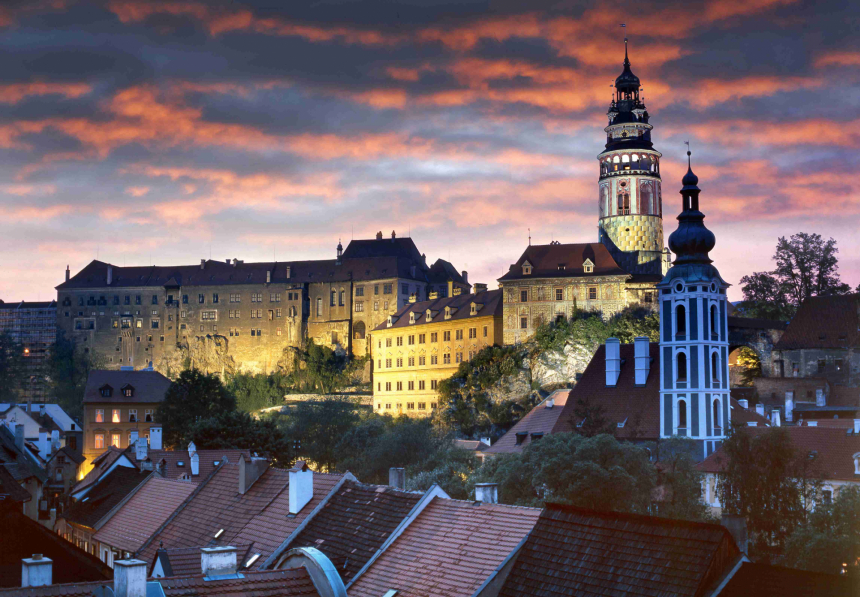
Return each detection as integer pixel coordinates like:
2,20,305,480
667,146,714,265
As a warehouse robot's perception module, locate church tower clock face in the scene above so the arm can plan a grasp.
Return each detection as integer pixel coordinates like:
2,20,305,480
597,39,666,277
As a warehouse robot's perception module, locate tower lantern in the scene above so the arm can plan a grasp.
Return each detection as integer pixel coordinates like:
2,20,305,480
597,38,666,277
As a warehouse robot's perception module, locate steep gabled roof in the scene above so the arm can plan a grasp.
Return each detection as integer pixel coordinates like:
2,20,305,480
729,400,771,428
83,370,171,403
0,465,31,502
70,446,131,496
129,448,249,481
484,391,570,455
153,545,253,577
347,497,541,597
498,243,629,282
63,467,151,529
498,503,741,597
717,562,855,597
775,294,860,350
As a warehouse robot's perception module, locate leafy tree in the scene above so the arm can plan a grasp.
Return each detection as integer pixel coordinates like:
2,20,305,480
299,339,349,394
734,346,762,387
188,410,292,467
0,333,26,402
716,427,822,560
278,397,362,471
568,394,615,438
157,369,237,449
470,434,656,512
782,485,860,575
227,372,286,412
739,233,851,319
406,445,480,500
46,331,105,420
653,438,713,522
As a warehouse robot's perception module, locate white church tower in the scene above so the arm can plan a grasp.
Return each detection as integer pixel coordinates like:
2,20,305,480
657,151,730,458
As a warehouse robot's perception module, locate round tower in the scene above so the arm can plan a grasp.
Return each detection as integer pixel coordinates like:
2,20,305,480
597,39,665,276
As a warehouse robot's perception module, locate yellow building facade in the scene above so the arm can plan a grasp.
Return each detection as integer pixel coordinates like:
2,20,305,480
371,289,503,416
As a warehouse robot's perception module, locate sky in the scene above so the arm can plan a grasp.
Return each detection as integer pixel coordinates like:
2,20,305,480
0,0,858,302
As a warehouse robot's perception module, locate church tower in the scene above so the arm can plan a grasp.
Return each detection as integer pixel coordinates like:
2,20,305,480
657,153,730,459
597,39,666,277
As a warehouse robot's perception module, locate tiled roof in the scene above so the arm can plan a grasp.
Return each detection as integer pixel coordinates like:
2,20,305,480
63,467,151,529
137,464,343,569
697,426,860,481
718,562,856,597
70,446,127,495
774,294,860,350
0,425,46,483
498,503,741,597
0,507,111,588
372,289,502,331
276,480,422,581
0,464,31,502
50,446,86,465
729,400,771,427
131,448,250,481
452,439,490,452
155,545,253,577
0,300,56,310
552,343,662,440
484,391,570,455
498,243,629,282
92,477,196,553
0,569,321,597
83,369,171,403
341,236,424,263
348,498,541,597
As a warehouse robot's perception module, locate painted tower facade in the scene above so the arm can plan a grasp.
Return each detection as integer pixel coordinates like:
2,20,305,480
658,154,730,459
598,40,667,277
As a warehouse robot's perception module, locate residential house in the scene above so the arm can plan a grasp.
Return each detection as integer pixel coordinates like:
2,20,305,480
483,390,570,457
0,423,48,522
0,402,83,456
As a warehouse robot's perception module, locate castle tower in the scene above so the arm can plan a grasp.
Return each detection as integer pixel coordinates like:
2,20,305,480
657,152,730,459
597,39,666,276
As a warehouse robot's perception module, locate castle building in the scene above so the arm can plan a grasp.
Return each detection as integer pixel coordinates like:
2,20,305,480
0,300,57,401
499,40,668,344
371,288,503,416
657,152,731,458
56,233,469,375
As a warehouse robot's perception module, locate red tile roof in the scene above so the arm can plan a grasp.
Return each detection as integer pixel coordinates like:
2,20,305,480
717,562,856,597
132,448,249,481
347,497,541,597
272,480,423,580
484,391,570,455
154,545,253,577
697,426,860,481
83,370,171,404
729,399,771,427
498,503,741,597
63,467,152,529
774,294,860,350
92,477,197,553
498,242,629,282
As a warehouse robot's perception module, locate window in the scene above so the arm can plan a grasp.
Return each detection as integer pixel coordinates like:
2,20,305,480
212,293,219,304
135,295,142,305
455,329,463,340
675,304,686,336
677,400,687,434
431,380,438,390
198,294,205,304
443,353,451,364
230,293,241,303
643,292,653,303
520,316,528,329
396,381,403,391
355,286,364,297
469,327,477,339
374,285,380,295
455,352,462,363
386,338,393,347
136,320,142,328
383,301,389,310
123,386,134,397
418,401,426,409
128,409,137,423
710,304,718,338
520,289,528,302
373,301,379,311
201,311,217,320
251,293,263,303
408,335,415,345
618,191,630,215
100,386,112,398
430,332,438,342
406,401,414,409
151,319,160,329
677,352,688,382
270,293,281,302
817,359,826,373
95,409,104,423
712,400,721,434
145,409,153,422
111,433,121,448
712,352,720,382
396,336,403,346
555,288,563,301
408,357,415,367
94,433,105,449
383,284,393,294
419,356,426,366
316,298,322,317
385,359,392,368
109,409,120,423
408,381,414,390
396,358,403,368
443,331,451,341
355,301,364,312
588,287,598,300
419,333,426,344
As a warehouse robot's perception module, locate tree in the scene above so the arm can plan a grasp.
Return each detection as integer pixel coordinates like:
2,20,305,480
278,397,362,471
0,333,26,402
300,339,348,394
188,410,292,467
782,485,860,575
406,445,480,500
156,369,237,449
568,394,615,438
227,372,286,412
716,427,822,560
654,438,713,522
46,331,105,420
739,233,851,319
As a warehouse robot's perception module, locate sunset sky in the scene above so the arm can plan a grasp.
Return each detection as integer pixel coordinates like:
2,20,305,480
1,0,858,302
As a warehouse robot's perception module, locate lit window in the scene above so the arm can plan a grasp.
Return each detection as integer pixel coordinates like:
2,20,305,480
94,433,105,449
111,433,121,448
112,409,120,423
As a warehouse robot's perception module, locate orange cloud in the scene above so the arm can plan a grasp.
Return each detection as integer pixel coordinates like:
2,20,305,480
815,51,860,68
0,82,91,103
124,186,150,197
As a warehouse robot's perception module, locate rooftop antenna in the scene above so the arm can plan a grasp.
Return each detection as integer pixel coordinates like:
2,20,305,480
528,228,531,246
685,140,691,165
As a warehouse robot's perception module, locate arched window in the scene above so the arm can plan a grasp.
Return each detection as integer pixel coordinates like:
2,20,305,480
677,400,688,434
621,154,630,163
713,399,722,433
677,352,688,382
353,321,366,340
676,304,686,337
712,352,720,382
618,192,630,215
613,155,620,163
710,304,719,339
339,289,345,306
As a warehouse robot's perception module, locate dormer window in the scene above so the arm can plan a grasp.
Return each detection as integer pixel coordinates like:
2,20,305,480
522,261,532,275
470,302,482,316
99,385,113,398
426,309,433,322
444,306,452,320
515,432,528,445
583,259,594,274
409,312,417,324
387,315,396,328
557,264,565,271
122,385,134,398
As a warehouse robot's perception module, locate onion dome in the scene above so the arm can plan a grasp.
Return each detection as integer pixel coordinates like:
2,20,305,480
667,151,715,265
615,39,641,93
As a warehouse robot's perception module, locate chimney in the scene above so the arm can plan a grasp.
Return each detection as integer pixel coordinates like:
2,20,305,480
266,270,271,284
807,421,817,427
391,230,396,239
816,389,825,407
286,266,292,279
65,265,70,282
107,265,113,286
388,467,405,490
201,547,237,578
289,461,313,514
634,337,650,385
721,515,748,555
771,407,781,427
14,425,24,451
784,392,794,423
156,458,166,477
135,437,148,461
738,399,749,409
453,287,462,296
50,430,60,453
188,441,196,458
408,293,417,304
480,436,492,447
461,271,468,284
39,404,46,417
755,403,765,417
149,425,162,450
238,455,269,494
376,231,383,240
201,259,205,270
21,555,52,587
129,429,139,448
474,283,488,293
191,452,199,476
475,483,499,504
545,397,555,409
854,419,860,435
113,559,147,597
605,338,621,387
447,280,454,298
38,428,49,460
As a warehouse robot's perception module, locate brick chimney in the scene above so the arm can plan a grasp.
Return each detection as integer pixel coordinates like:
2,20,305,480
475,483,499,504
721,515,748,555
389,467,405,490
21,555,51,587
266,270,271,283
447,280,454,298
114,559,147,597
190,451,199,476
289,461,313,514
201,547,237,578
605,338,621,387
634,337,650,385
461,271,468,284
473,283,488,293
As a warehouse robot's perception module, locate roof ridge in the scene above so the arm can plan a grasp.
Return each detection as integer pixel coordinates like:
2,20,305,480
545,502,731,532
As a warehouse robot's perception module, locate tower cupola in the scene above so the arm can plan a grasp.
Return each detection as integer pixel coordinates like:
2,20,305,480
615,40,641,94
667,152,716,266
